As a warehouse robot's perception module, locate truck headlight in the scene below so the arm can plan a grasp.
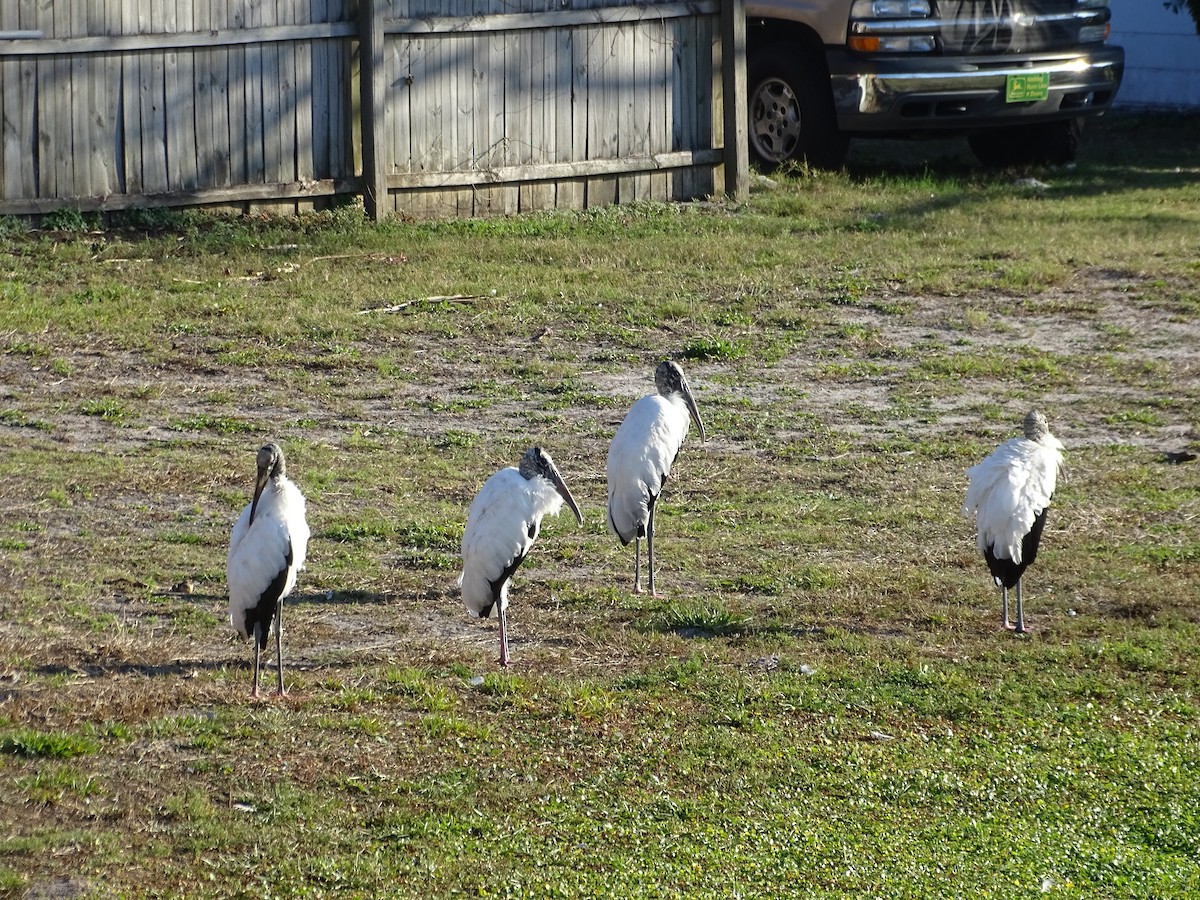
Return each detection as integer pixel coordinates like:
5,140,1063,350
850,0,931,15
848,0,934,53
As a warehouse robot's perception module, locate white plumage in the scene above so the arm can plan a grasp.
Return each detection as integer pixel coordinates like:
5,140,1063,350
962,410,1064,633
227,442,310,696
606,360,705,596
459,446,582,666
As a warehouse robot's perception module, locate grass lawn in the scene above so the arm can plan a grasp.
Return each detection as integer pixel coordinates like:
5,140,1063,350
0,112,1198,898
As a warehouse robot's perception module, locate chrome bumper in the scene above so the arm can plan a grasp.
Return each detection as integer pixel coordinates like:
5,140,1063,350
827,47,1124,132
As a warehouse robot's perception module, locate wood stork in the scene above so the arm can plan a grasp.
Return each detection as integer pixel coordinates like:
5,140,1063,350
459,446,583,667
227,442,310,697
962,410,1065,633
606,360,706,596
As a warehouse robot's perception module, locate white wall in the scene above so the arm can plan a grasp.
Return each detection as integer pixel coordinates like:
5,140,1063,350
1109,0,1200,108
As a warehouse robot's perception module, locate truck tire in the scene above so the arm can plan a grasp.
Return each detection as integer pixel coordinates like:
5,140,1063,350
968,119,1084,168
748,48,848,171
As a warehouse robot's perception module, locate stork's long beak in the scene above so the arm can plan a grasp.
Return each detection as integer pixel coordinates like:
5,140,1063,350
248,467,270,525
547,465,584,527
682,383,706,443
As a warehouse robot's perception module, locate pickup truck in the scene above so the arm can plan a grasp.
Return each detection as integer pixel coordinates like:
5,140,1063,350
745,0,1125,168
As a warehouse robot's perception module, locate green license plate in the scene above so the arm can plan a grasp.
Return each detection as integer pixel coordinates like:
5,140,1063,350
1006,72,1050,103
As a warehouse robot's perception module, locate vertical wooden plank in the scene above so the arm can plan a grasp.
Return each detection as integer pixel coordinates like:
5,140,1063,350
140,0,169,194
107,0,129,196
120,0,143,195
408,28,433,218
494,3,517,215
421,11,447,218
647,10,669,203
293,0,315,211
0,4,13,200
309,0,330,179
394,0,418,219
528,9,554,212
390,18,416,219
193,0,210,187
244,0,266,186
223,0,243,189
86,0,118,196
422,8,454,218
721,0,748,200
67,0,92,200
278,0,300,206
445,0,472,216
695,11,715,199
672,13,696,201
555,17,581,211
360,0,389,220
586,21,617,208
469,1,495,215
332,0,352,184
616,20,641,203
259,0,285,201
516,18,536,212
505,21,528,214
275,0,299,213
260,0,285,212
194,0,218,187
166,0,200,191
441,0,463,217
37,0,62,198
632,17,652,201
4,0,39,199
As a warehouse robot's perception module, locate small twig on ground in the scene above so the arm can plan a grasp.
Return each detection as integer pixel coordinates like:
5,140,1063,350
358,294,487,314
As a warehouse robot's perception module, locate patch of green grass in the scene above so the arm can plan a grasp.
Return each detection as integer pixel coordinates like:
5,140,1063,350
0,729,99,759
652,598,747,636
682,336,748,361
169,413,257,435
14,768,102,805
79,398,130,424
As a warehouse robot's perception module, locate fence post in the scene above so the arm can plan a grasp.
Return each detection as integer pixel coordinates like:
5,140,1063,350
360,0,388,221
721,0,749,200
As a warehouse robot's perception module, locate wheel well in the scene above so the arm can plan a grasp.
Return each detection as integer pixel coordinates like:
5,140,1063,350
747,18,826,59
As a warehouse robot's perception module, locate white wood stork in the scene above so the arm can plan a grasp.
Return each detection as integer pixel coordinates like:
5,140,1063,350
606,360,706,596
458,446,583,667
962,410,1065,633
227,442,310,697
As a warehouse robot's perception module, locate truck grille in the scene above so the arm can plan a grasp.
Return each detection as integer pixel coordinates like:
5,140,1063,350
935,1,1101,54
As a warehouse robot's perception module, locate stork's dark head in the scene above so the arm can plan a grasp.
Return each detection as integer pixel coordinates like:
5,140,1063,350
519,446,584,526
1023,410,1050,442
654,360,706,443
249,442,286,524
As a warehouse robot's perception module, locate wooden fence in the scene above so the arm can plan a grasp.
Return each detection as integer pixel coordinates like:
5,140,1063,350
0,0,747,221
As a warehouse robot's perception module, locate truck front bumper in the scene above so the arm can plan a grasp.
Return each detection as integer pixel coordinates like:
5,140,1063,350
827,46,1124,134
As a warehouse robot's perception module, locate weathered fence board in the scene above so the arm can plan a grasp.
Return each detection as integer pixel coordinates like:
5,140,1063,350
0,0,746,220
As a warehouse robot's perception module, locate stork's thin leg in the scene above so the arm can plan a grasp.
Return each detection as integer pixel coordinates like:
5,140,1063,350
497,603,510,667
275,601,286,696
1015,579,1026,635
251,622,263,698
1001,586,1011,630
633,536,643,594
647,501,658,598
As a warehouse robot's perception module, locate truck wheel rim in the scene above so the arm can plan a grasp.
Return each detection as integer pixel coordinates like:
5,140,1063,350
750,78,802,163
